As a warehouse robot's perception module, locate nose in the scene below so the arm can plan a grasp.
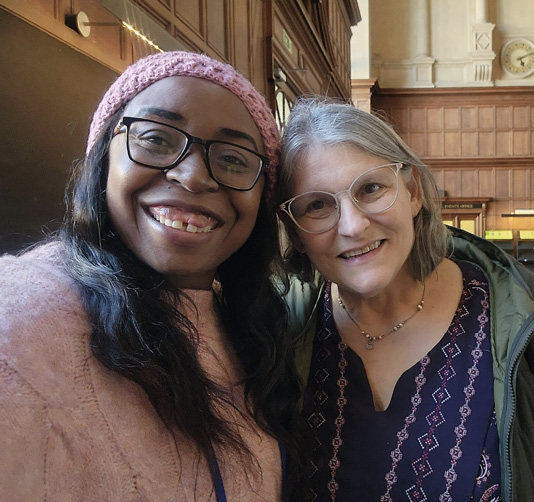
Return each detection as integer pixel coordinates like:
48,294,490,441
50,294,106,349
335,193,370,236
164,145,219,192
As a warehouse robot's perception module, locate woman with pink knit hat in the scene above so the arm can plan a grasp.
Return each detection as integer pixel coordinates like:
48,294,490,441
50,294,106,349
0,51,303,501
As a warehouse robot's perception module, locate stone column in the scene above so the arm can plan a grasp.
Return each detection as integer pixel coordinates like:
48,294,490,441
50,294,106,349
475,0,487,23
415,0,431,57
413,0,435,87
469,0,495,84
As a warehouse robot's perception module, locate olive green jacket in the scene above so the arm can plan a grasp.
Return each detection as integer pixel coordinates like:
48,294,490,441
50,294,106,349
287,227,534,502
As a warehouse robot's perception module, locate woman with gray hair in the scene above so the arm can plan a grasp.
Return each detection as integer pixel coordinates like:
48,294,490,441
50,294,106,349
278,97,534,501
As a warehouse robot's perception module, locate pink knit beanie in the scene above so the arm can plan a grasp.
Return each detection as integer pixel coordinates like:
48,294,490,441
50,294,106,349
87,51,280,200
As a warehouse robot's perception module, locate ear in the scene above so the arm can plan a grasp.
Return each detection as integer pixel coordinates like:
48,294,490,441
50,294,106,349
277,211,306,254
407,165,423,217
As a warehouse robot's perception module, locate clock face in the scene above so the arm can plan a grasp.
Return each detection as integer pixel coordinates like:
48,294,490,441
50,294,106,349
501,39,534,77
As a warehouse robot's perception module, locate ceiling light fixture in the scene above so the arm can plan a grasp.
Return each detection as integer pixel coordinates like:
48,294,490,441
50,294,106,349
121,21,163,52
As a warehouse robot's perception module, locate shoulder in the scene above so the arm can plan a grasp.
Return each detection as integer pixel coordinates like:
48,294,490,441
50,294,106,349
0,241,90,402
0,241,85,334
449,227,534,373
449,227,534,300
0,240,69,282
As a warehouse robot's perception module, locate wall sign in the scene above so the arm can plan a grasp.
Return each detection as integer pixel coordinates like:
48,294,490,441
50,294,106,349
442,203,483,210
282,29,293,54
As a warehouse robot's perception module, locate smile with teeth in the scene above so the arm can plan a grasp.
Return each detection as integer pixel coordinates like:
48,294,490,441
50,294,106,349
341,240,382,258
151,207,217,234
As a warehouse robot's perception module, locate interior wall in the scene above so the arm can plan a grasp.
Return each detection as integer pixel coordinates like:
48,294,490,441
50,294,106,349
0,8,118,252
365,0,534,88
372,87,534,233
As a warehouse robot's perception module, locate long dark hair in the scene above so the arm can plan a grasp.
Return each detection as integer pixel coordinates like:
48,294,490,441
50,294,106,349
59,109,305,499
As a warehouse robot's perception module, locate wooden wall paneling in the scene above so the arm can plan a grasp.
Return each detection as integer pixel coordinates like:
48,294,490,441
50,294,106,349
245,0,270,95
444,131,460,157
443,170,460,197
496,105,512,129
443,131,461,158
514,130,530,156
479,130,495,156
495,169,511,198
427,132,443,157
272,0,358,100
328,0,353,92
427,107,443,130
460,169,478,197
171,25,202,53
431,168,444,190
272,11,302,78
68,0,124,58
388,107,409,132
495,130,512,156
479,169,494,198
272,8,327,96
1,0,131,71
512,169,530,199
409,108,425,131
461,131,478,157
131,0,172,26
370,88,534,232
206,0,227,58
513,106,530,128
410,133,426,157
461,107,478,130
444,107,460,129
174,1,202,36
129,0,175,62
232,0,251,79
478,106,494,130
486,200,509,229
27,0,56,18
172,0,213,56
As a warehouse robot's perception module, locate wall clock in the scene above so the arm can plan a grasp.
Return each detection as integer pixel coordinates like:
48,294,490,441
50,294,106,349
501,38,534,77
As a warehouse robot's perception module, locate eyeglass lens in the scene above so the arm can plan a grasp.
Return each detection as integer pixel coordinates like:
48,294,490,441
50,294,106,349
287,164,400,233
126,119,263,190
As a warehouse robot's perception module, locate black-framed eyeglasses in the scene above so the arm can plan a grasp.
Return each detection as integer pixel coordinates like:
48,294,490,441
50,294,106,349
113,117,270,191
279,162,404,234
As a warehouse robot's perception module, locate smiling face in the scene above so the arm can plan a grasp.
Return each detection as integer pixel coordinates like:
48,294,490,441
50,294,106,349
288,143,422,299
106,76,265,289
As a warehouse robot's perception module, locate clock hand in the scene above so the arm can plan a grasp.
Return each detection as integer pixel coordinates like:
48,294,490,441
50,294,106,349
517,52,534,61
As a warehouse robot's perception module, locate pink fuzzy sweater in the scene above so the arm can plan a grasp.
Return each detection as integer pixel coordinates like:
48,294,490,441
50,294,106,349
0,243,281,501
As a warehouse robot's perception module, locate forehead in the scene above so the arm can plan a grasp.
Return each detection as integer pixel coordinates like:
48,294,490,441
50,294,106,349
291,143,390,193
123,76,262,145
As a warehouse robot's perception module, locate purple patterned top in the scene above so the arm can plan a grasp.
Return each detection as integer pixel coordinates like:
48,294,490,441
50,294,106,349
304,261,501,502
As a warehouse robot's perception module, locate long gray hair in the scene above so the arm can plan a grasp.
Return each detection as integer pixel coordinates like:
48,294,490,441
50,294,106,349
277,96,449,282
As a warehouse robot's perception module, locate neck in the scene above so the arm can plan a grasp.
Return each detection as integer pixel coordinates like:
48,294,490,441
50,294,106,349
335,276,423,319
334,279,426,350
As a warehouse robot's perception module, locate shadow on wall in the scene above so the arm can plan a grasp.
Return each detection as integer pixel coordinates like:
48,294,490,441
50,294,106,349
0,8,118,254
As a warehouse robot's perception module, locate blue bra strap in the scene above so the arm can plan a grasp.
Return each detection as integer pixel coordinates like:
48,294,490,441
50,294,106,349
280,442,288,499
211,452,227,502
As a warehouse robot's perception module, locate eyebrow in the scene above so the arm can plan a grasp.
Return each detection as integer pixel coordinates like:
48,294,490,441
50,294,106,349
219,128,259,151
136,107,260,151
138,107,183,122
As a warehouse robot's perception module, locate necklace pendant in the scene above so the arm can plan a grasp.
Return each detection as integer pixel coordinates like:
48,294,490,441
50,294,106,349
337,281,426,351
